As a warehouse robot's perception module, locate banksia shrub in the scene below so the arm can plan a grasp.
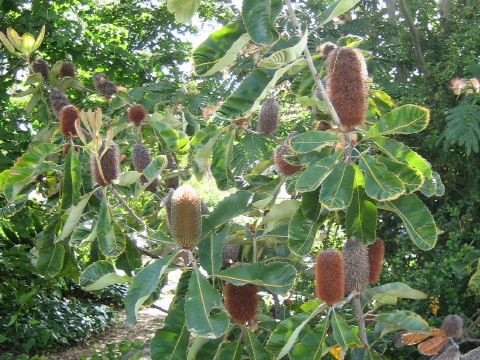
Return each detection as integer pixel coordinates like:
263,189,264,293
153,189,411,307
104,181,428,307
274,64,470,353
90,140,120,186
325,47,368,132
128,104,147,126
224,283,258,324
164,155,179,189
274,145,302,177
257,98,279,135
368,238,384,284
441,315,463,338
343,237,369,293
170,185,202,249
222,244,240,268
60,105,79,137
49,88,71,118
32,59,49,79
315,249,345,306
132,143,159,192
60,61,75,78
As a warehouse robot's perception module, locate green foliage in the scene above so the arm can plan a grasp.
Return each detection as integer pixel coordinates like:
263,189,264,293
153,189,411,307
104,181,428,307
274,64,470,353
440,103,480,155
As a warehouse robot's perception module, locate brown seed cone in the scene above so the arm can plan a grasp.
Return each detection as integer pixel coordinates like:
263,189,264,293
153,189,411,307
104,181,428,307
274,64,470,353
343,237,370,293
222,243,240,268
132,143,158,192
315,249,345,306
326,47,368,131
368,238,385,284
93,72,122,99
441,315,463,338
32,59,49,79
164,155,179,189
274,145,303,177
258,98,279,135
164,189,174,231
128,104,147,126
60,105,79,137
170,185,202,249
224,283,259,324
90,141,120,186
60,62,76,78
49,88,71,118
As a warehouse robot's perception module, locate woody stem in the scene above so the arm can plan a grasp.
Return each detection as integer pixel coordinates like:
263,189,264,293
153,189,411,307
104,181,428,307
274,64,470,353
352,295,370,349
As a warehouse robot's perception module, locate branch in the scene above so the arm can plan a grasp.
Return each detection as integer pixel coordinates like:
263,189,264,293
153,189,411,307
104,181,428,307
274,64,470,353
151,304,169,314
108,185,150,231
238,125,281,144
352,295,370,349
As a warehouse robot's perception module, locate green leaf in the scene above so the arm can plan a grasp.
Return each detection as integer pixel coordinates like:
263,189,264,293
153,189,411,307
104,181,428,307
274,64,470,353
440,103,480,155
79,260,129,291
368,282,427,304
268,312,311,356
295,152,343,192
217,262,296,295
125,253,177,325
216,340,243,360
58,191,94,242
367,105,430,136
245,331,272,360
117,171,142,187
345,166,377,244
358,153,405,201
61,145,81,210
116,238,142,275
289,131,339,154
150,115,180,151
378,194,437,250
211,127,236,190
263,200,300,225
167,0,200,23
185,267,229,338
291,318,330,360
420,171,444,197
143,156,167,183
242,0,283,45
301,190,321,220
259,31,308,69
97,198,126,258
331,311,362,351
320,0,362,25
198,225,229,277
320,161,355,210
468,265,480,295
375,156,424,194
37,243,65,277
191,127,221,179
288,208,320,256
193,20,250,76
374,310,430,337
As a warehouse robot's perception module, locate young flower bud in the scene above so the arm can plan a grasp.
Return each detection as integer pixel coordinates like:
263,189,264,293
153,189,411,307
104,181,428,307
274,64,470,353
258,98,279,135
132,143,159,192
32,59,49,79
60,105,79,137
315,249,345,306
128,104,147,126
60,61,76,78
368,238,384,284
224,282,259,324
441,315,463,338
170,185,202,249
274,145,303,177
343,237,369,293
90,140,120,186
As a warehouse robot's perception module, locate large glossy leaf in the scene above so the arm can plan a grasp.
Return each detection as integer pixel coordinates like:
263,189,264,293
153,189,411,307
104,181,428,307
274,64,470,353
288,209,320,256
191,126,221,179
61,145,81,210
320,0,362,25
37,243,65,277
368,282,427,305
289,131,339,154
143,155,167,184
116,171,142,187
211,127,236,190
79,260,129,291
97,199,126,258
291,319,330,360
259,31,308,69
420,171,444,197
331,311,363,351
468,264,480,295
242,0,283,45
375,156,424,194
198,225,228,277
375,310,431,337
185,267,229,338
216,340,243,360
125,253,177,325
295,152,343,192
358,153,405,201
217,262,296,295
268,312,311,356
116,238,142,275
245,331,272,360
58,191,94,242
263,200,300,225
378,194,437,250
150,116,179,151
345,166,377,244
301,190,321,220
167,0,200,23
368,105,429,136
193,20,250,76
320,161,355,210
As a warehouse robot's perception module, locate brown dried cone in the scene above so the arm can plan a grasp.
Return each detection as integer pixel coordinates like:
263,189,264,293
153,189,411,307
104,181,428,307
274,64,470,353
222,244,240,268
462,347,480,360
325,47,368,132
224,283,259,324
93,72,127,99
441,315,463,338
343,237,370,293
170,185,202,249
368,238,385,284
257,98,279,135
164,189,174,231
32,59,49,79
60,105,79,137
132,143,159,192
128,104,147,126
60,62,76,78
274,145,303,177
319,42,337,57
315,249,345,306
49,88,71,118
164,154,179,189
90,140,120,186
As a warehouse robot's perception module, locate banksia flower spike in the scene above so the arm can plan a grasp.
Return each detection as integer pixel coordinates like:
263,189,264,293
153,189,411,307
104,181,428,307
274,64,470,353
90,140,120,186
315,249,345,306
32,59,49,79
343,237,369,293
170,185,202,249
441,315,463,338
93,72,127,99
224,282,259,324
368,238,384,284
325,47,368,132
258,98,279,135
164,154,179,189
49,88,71,118
222,243,240,268
60,61,76,78
60,105,79,137
128,104,147,126
274,145,303,177
132,143,159,192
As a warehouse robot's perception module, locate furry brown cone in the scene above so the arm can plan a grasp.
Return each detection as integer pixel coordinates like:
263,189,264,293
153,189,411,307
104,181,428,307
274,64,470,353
93,72,126,99
441,315,463,338
343,237,370,293
164,154,179,189
32,59,49,79
128,104,147,126
319,42,337,57
326,47,368,131
274,145,303,176
315,249,345,306
132,143,159,192
60,105,79,137
60,62,76,78
258,98,279,135
368,238,384,284
170,185,202,249
49,88,71,118
90,140,120,186
222,244,240,268
224,283,258,324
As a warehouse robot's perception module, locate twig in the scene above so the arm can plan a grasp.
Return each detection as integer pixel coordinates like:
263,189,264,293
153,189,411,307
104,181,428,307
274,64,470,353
151,304,169,313
464,311,480,336
137,247,160,259
239,126,282,144
331,290,359,310
109,185,149,231
352,295,370,349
